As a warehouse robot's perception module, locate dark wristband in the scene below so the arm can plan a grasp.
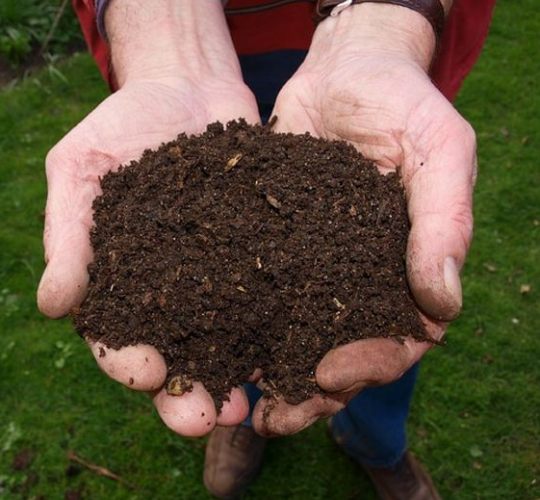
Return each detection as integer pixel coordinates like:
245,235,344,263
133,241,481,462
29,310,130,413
315,0,446,47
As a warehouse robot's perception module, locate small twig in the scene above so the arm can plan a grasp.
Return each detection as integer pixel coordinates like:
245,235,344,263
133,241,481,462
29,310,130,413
40,0,70,55
66,450,135,489
426,335,446,346
266,115,278,129
376,199,389,226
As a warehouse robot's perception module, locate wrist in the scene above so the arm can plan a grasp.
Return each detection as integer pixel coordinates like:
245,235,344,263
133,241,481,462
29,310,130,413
105,0,243,88
311,2,448,72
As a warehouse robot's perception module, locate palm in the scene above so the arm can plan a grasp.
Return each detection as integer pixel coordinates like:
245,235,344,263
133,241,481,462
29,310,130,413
41,77,258,313
252,56,476,436
275,57,466,167
48,78,258,207
39,78,259,436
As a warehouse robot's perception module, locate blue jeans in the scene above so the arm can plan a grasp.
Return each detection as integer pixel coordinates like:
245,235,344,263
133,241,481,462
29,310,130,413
238,51,419,468
242,364,419,468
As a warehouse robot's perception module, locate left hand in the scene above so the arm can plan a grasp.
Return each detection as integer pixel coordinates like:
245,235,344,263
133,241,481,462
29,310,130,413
251,4,477,436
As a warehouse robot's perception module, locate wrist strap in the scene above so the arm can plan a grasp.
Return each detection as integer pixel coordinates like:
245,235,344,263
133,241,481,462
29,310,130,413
315,0,446,46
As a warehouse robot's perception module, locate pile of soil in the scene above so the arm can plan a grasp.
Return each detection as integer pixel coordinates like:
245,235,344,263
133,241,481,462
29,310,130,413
73,119,429,408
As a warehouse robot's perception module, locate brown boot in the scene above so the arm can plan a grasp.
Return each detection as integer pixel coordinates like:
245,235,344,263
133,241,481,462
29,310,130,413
362,452,442,500
328,419,441,500
203,425,267,500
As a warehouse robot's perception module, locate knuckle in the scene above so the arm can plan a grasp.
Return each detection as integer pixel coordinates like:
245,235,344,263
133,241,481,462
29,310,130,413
444,112,476,154
369,365,403,386
450,203,474,251
45,143,66,175
455,117,478,175
316,366,337,391
461,118,477,149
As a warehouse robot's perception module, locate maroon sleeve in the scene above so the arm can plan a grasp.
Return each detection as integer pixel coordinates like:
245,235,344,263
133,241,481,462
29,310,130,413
432,0,497,101
72,0,114,89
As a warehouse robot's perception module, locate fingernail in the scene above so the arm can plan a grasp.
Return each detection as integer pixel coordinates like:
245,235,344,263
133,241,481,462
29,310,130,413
443,257,462,314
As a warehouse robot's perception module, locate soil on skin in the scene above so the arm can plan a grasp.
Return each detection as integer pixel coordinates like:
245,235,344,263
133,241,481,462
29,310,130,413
73,119,429,408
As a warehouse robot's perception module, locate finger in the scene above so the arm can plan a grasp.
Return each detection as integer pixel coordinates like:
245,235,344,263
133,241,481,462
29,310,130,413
247,368,263,383
37,220,93,318
89,342,167,391
316,336,434,394
37,146,109,318
216,386,250,427
405,116,477,321
152,382,217,437
252,392,347,437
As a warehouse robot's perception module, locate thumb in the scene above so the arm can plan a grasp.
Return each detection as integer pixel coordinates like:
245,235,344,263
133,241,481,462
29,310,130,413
37,147,102,318
405,118,476,321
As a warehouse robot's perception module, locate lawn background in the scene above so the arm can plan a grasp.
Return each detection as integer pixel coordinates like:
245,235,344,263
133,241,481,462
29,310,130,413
0,0,538,499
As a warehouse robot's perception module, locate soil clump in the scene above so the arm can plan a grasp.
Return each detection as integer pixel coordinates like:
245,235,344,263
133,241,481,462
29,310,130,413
73,119,429,408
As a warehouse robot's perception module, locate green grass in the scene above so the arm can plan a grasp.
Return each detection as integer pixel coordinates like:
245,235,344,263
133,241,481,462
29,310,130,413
0,1,539,498
0,0,82,66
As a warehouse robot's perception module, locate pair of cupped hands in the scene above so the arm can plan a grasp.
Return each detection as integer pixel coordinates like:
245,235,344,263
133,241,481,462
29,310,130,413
37,17,476,438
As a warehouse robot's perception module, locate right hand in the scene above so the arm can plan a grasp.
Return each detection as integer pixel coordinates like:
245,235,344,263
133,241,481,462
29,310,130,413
38,74,260,436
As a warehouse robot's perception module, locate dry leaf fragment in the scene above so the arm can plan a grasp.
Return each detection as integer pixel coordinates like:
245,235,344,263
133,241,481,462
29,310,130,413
203,276,213,293
236,285,248,293
224,153,244,171
12,448,35,471
167,375,193,396
484,263,497,272
469,444,483,458
265,194,282,209
141,292,153,307
333,297,346,310
349,205,358,217
175,265,183,279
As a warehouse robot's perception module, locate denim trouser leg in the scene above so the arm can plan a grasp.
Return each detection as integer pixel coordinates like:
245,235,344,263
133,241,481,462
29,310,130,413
330,363,420,468
242,383,263,428
242,364,419,468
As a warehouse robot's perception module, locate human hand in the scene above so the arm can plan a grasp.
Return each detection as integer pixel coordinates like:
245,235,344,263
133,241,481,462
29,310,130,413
38,0,259,437
251,3,476,436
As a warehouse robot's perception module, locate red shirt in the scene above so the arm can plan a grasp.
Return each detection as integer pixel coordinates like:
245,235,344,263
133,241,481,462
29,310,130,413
73,0,496,101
